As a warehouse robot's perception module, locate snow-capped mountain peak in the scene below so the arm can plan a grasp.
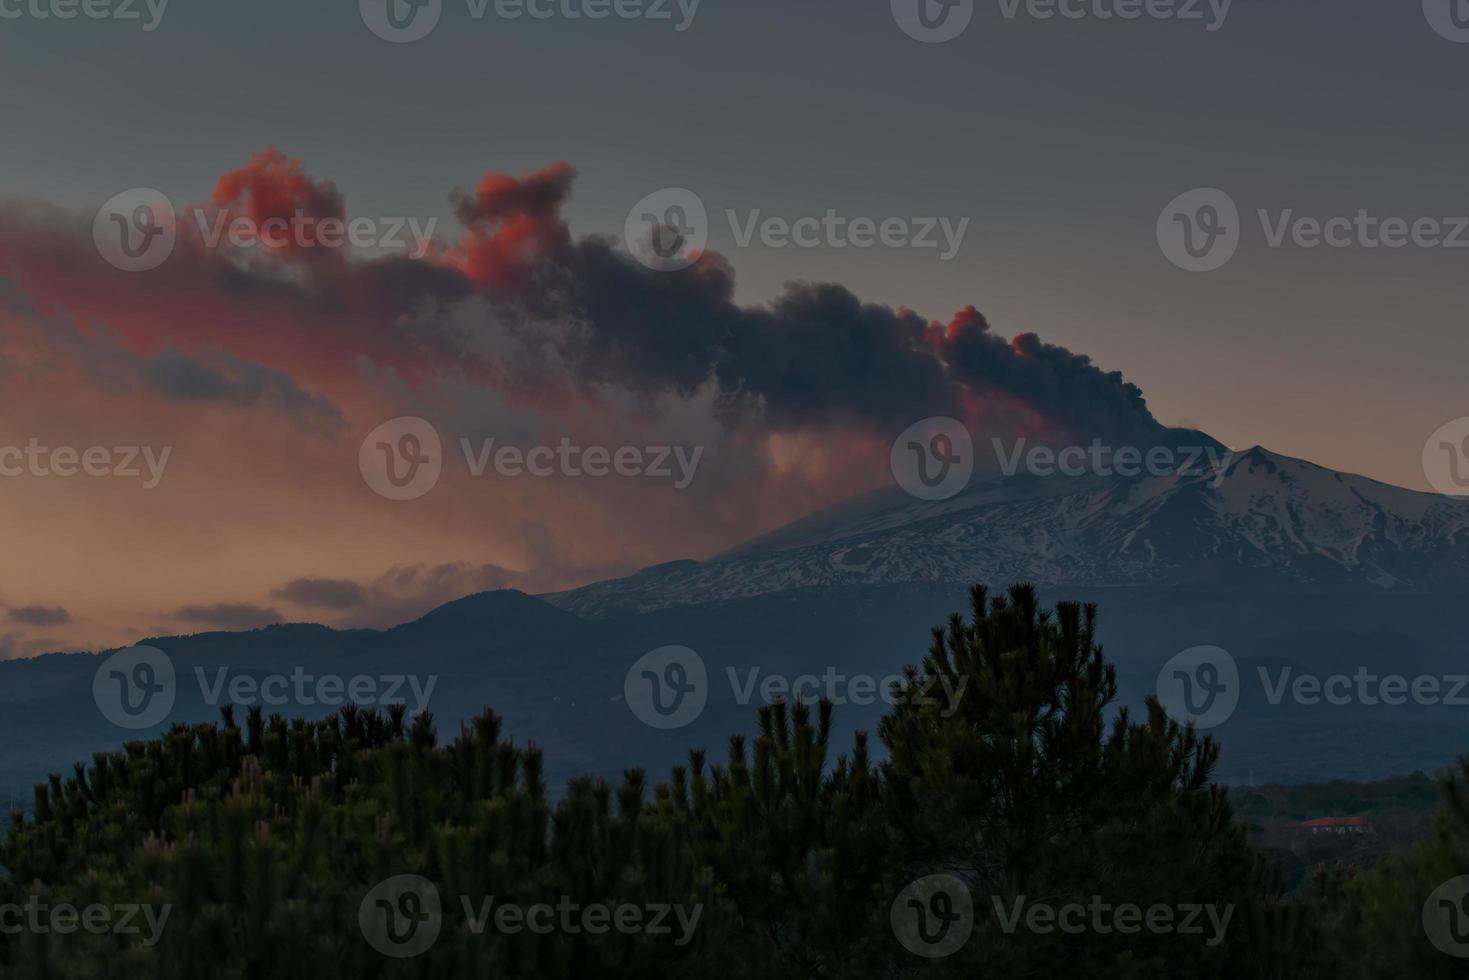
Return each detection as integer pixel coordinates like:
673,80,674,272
551,444,1469,617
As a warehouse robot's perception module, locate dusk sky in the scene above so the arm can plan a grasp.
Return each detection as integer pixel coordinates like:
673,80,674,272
1,0,1465,655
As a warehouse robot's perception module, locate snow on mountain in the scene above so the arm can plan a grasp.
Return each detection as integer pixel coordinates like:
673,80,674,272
550,446,1469,617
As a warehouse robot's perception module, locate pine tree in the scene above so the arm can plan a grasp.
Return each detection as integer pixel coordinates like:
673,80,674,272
0,584,1364,978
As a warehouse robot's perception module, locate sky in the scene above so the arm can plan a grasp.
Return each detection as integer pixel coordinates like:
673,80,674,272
0,0,1466,655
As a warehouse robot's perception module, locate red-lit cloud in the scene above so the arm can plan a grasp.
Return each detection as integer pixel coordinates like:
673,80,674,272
0,149,1165,656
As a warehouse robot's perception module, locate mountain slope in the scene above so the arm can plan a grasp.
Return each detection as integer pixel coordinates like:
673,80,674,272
549,446,1469,617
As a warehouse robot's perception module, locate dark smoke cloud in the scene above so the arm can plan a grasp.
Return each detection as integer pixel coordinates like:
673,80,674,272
940,306,1159,440
540,243,957,428
270,577,368,611
431,163,1163,439
2,151,1165,447
7,605,70,627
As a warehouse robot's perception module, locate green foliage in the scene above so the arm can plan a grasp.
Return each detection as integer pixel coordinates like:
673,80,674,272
0,704,723,979
0,584,1416,978
877,584,1328,978
1314,758,1469,979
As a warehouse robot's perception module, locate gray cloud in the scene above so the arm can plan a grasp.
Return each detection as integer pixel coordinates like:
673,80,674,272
270,577,368,611
172,603,284,631
0,292,348,436
262,562,523,630
140,346,347,434
7,604,70,627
